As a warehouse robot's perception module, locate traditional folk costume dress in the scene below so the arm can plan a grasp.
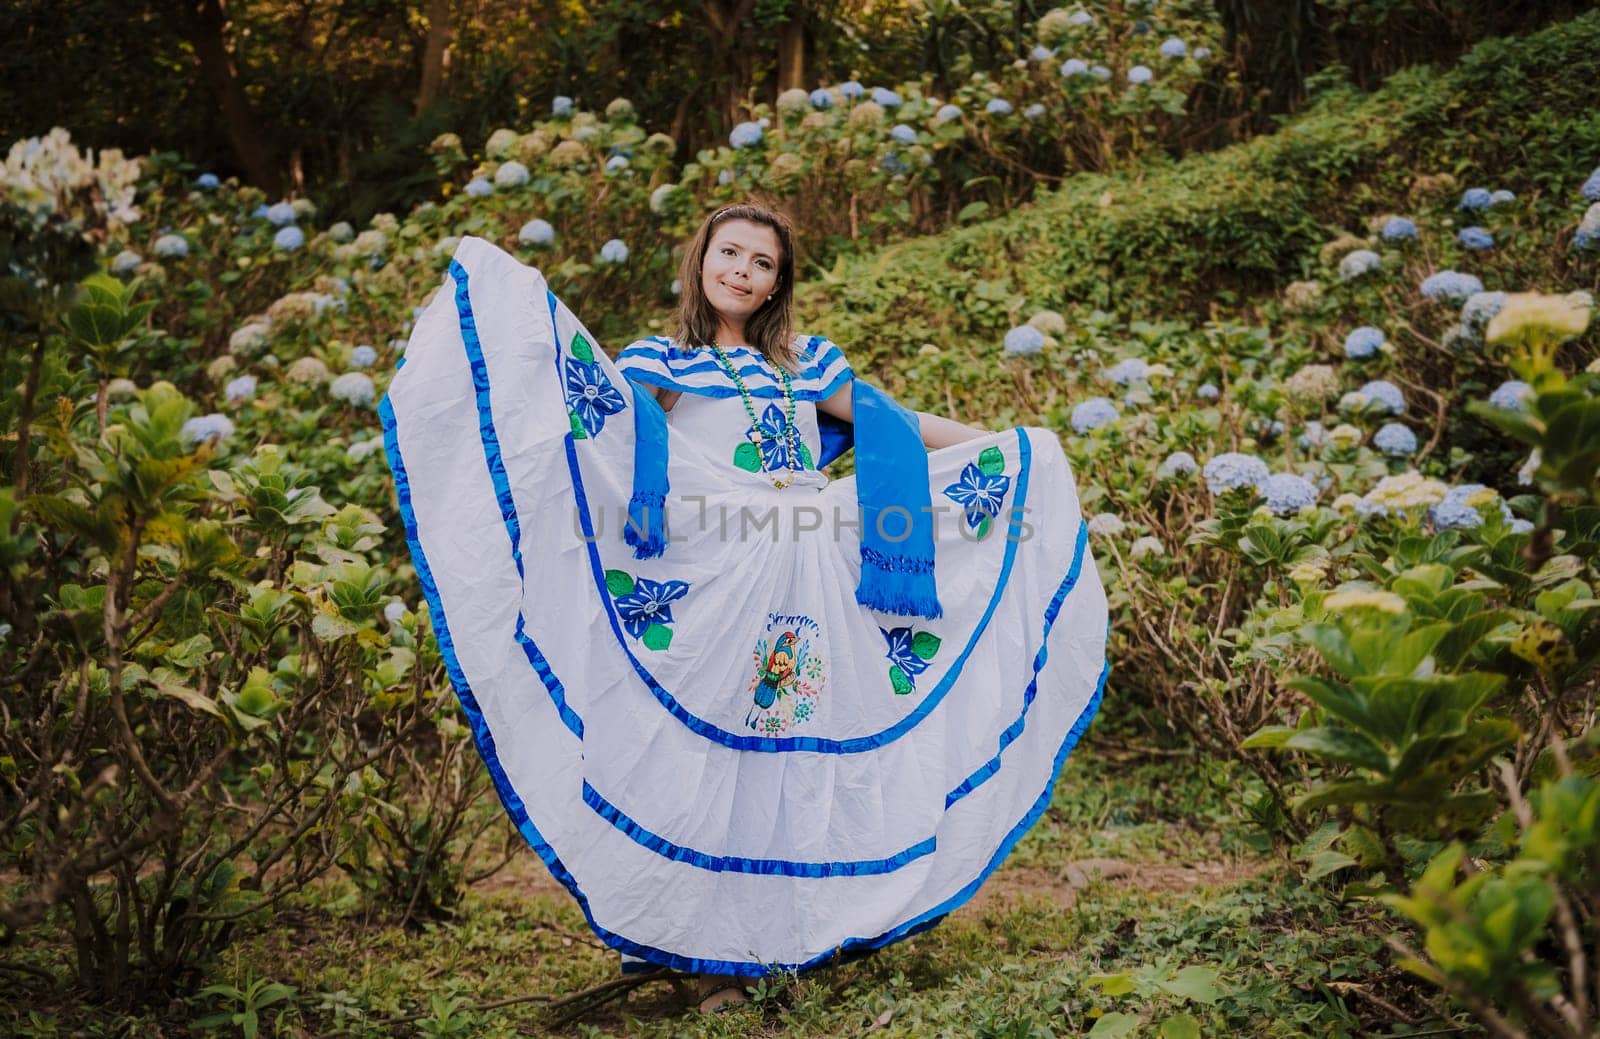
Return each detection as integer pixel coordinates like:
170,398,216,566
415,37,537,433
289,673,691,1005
381,236,1109,976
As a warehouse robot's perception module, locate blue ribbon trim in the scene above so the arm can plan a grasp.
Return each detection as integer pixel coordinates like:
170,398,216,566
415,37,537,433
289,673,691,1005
624,380,670,559
616,366,854,403
582,782,937,877
445,261,582,739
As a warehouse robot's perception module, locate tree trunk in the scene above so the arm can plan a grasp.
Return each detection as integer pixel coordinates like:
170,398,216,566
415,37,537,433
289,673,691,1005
180,0,279,195
776,16,806,92
416,0,452,115
702,0,756,132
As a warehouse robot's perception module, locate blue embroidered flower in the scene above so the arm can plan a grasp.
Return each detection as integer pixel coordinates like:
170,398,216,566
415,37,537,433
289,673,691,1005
564,358,627,436
942,461,1012,529
745,401,808,471
881,626,932,689
614,577,690,638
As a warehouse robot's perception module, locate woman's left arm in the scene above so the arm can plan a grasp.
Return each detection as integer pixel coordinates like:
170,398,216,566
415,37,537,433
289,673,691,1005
817,384,989,449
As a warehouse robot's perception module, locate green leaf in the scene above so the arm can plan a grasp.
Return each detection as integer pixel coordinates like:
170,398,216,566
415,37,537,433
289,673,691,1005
1086,972,1137,996
604,569,636,596
977,445,1005,475
148,678,226,721
911,630,942,660
1157,965,1221,1004
956,201,990,223
975,514,992,540
1284,727,1390,773
889,665,913,695
642,623,673,651
1160,1014,1201,1039
733,441,762,472
568,409,587,438
569,332,596,362
1087,1012,1140,1038
1240,724,1300,750
1304,849,1359,881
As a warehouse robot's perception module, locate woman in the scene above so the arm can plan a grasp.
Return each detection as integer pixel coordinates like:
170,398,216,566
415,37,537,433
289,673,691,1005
380,201,1108,1014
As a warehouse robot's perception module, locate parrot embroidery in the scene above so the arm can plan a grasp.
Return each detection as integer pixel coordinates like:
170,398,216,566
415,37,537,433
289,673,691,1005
746,630,800,729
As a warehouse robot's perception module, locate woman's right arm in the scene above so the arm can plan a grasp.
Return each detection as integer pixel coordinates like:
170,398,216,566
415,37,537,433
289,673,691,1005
643,383,681,412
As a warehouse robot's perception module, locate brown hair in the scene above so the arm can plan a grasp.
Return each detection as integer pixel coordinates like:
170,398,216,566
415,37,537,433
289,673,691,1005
671,201,801,372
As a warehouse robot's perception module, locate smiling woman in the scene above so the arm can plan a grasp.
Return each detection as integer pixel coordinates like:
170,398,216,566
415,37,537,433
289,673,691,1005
380,201,1108,1014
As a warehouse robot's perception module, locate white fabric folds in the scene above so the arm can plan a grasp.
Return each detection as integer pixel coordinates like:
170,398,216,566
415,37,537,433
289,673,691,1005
380,236,1110,975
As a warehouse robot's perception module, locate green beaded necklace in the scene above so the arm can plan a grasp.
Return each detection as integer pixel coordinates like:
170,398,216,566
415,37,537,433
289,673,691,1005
706,341,804,489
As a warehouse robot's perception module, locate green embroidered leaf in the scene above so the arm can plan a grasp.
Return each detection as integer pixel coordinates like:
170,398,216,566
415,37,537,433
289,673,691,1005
911,631,941,660
642,623,673,651
570,332,595,362
568,410,587,439
977,445,1005,475
604,569,635,596
733,441,762,472
798,441,815,469
975,514,992,540
889,665,914,695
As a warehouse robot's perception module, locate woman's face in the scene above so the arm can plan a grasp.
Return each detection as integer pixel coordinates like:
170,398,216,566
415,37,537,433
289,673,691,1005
700,218,781,333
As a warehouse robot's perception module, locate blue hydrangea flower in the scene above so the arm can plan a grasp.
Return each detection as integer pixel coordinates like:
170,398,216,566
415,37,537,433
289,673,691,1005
1030,45,1054,61
729,121,764,149
1430,484,1510,530
1127,65,1154,84
1458,226,1494,250
1489,189,1515,206
1196,383,1220,401
1359,379,1406,415
1106,358,1150,385
943,460,1013,529
985,98,1013,115
495,160,531,188
936,104,963,123
111,250,142,275
224,375,257,404
1381,216,1418,242
1420,270,1483,301
1261,472,1317,515
464,177,493,197
1488,380,1532,411
1070,397,1119,433
1023,103,1046,120
881,153,910,176
1068,9,1093,25
1372,422,1417,456
1003,325,1046,356
809,88,835,109
1338,249,1381,281
350,345,378,368
1060,58,1090,77
195,172,220,190
180,413,235,447
552,95,573,118
1459,290,1507,343
273,226,305,252
890,123,918,144
564,358,627,436
1132,19,1150,34
1090,65,1112,80
870,87,903,107
519,219,555,246
250,203,271,220
1459,187,1492,210
1344,326,1385,359
614,577,690,638
1297,421,1326,450
265,201,297,226
604,155,629,175
599,239,629,264
1510,518,1535,534
1157,450,1198,478
1583,166,1600,202
1159,37,1187,58
839,80,864,99
154,234,188,259
1193,46,1211,60
1203,452,1269,495
880,626,933,690
330,372,376,406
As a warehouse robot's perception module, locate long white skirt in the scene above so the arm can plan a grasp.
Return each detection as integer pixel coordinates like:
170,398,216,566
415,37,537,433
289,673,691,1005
380,236,1109,975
